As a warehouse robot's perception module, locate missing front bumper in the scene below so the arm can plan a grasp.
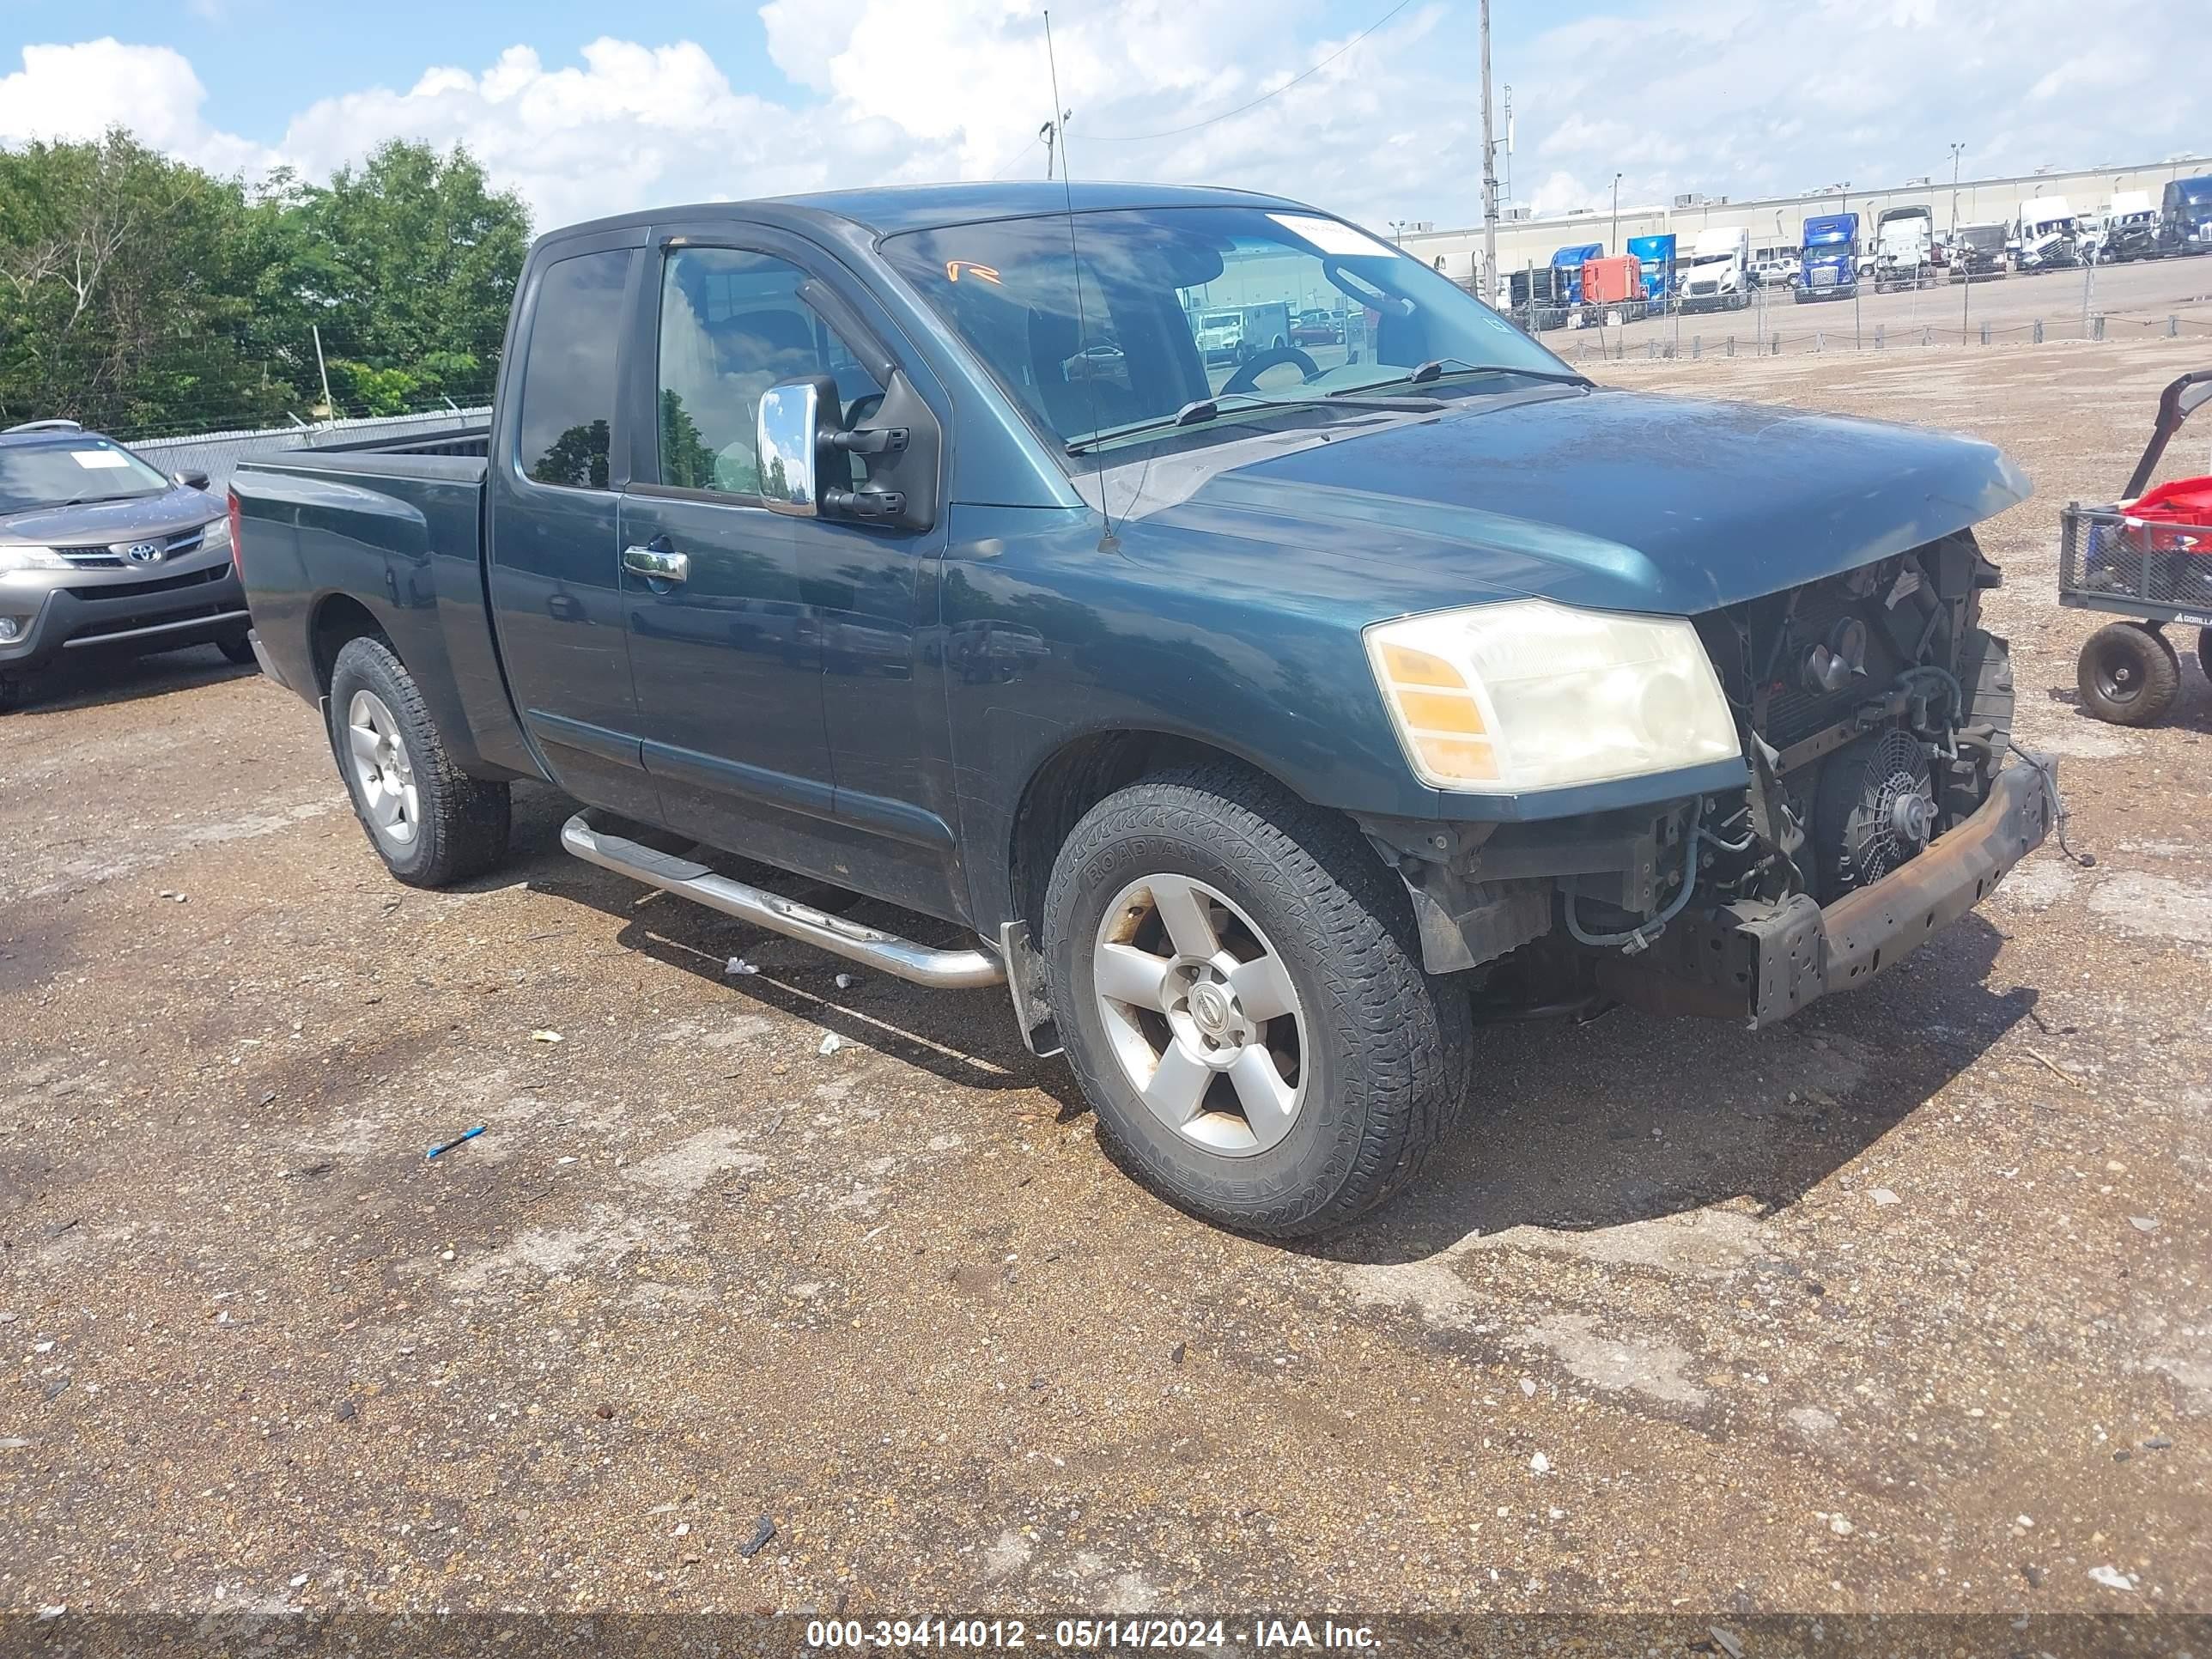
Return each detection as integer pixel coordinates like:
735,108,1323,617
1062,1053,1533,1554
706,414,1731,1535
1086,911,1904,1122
1595,756,2054,1029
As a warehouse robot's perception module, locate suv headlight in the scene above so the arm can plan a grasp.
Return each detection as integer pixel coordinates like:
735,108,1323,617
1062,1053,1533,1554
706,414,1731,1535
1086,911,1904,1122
198,514,232,554
0,545,69,574
1365,599,1742,793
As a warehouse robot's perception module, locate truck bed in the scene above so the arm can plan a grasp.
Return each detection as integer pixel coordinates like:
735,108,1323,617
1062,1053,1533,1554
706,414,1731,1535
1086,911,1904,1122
230,433,531,781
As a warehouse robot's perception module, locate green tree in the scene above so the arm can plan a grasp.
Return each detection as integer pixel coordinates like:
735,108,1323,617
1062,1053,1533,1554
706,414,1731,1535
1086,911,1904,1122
0,131,301,432
289,140,528,396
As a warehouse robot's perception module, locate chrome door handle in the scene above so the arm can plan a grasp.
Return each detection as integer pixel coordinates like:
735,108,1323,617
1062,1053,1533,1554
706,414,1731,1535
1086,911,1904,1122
623,544,690,583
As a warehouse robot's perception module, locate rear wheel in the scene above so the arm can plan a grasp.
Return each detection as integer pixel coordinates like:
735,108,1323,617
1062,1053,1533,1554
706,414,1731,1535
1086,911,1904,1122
2077,622,2179,726
217,629,257,667
327,635,510,887
1043,763,1472,1237
2198,627,2212,684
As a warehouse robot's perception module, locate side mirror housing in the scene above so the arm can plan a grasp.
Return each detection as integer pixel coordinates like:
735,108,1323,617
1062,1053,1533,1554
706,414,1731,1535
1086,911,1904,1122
755,374,837,518
179,469,212,492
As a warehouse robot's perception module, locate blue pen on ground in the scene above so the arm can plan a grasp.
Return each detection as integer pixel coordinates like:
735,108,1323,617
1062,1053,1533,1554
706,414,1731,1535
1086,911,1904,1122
426,1126,486,1159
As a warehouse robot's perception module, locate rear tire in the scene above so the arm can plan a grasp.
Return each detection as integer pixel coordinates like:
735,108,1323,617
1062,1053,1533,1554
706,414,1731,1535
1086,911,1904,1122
327,635,510,887
1042,763,1472,1238
2077,622,2179,726
2198,627,2212,685
217,629,258,668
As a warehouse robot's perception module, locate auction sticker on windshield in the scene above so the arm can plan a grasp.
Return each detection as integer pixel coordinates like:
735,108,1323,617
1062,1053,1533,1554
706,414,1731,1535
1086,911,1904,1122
70,450,131,469
1267,212,1398,259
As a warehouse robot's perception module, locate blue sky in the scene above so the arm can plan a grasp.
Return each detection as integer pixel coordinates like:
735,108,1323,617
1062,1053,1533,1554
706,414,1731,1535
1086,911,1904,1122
3,0,2202,234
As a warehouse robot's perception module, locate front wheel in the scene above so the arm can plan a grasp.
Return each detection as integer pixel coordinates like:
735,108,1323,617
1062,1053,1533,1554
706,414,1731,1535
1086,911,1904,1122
2199,627,2212,685
1043,764,1472,1237
2077,622,2179,726
217,628,258,667
327,635,511,887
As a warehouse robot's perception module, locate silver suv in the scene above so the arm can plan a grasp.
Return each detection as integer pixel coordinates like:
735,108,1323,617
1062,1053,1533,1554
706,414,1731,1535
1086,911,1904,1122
0,420,252,713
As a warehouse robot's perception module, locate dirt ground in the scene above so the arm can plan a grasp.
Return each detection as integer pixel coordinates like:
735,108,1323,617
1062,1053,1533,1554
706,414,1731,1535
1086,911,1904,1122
2,335,2208,1625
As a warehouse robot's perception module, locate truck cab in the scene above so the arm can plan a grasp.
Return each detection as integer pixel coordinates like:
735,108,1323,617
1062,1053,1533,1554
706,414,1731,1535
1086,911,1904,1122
1796,212,1860,301
2098,191,2158,262
1873,206,1935,290
2160,176,2212,257
2014,198,2078,270
1678,228,1750,312
1548,242,1604,307
1625,234,1676,304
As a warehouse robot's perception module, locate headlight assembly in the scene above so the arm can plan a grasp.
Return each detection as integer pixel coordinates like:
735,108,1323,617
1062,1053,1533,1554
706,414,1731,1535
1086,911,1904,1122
1364,599,1742,794
0,545,69,574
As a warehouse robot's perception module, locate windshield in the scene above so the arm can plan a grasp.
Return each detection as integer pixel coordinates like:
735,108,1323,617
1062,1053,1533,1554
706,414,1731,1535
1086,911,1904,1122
0,435,174,514
879,204,1571,455
1690,251,1735,266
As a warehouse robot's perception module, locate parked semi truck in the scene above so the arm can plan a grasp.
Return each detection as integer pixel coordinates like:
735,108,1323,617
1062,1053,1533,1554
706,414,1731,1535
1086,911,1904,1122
1626,233,1676,304
1949,222,2008,280
1677,228,1750,312
1873,206,1936,291
2161,176,2212,256
2096,191,2159,262
1549,242,1604,307
1797,212,1860,301
227,181,2051,1238
2014,198,2078,270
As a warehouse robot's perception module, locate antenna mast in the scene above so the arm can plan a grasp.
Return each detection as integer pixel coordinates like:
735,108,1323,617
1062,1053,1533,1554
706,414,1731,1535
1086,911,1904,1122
1042,9,1115,548
1480,0,1498,302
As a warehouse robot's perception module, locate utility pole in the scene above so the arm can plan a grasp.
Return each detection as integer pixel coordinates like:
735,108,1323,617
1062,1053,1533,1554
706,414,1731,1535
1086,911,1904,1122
1502,83,1513,213
1480,0,1498,305
1611,172,1623,255
1948,143,1966,234
312,325,334,420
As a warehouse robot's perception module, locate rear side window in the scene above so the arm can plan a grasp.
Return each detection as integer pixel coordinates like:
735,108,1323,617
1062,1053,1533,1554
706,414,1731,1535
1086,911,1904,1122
515,250,631,489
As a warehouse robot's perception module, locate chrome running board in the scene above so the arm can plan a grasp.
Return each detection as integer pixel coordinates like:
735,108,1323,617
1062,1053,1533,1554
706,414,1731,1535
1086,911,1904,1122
560,812,1006,991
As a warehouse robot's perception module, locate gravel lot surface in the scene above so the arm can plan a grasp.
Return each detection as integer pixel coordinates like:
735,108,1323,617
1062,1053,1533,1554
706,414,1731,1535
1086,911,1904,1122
2,335,2208,1621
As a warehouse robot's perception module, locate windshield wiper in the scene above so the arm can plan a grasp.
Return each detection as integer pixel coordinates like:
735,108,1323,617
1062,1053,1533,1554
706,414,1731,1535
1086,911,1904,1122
1064,391,1437,456
1328,358,1591,398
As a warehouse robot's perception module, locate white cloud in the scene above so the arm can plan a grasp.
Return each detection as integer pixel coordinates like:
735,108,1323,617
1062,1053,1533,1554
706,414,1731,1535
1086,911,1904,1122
4,0,2205,238
0,38,273,174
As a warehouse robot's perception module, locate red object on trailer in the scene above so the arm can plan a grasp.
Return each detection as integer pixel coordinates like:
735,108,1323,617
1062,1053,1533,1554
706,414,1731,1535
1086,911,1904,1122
1578,255,1644,307
2121,475,2212,552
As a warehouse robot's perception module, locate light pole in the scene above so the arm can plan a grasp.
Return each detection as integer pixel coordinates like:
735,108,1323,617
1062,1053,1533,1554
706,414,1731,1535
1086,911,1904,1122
1948,143,1966,234
1610,173,1624,255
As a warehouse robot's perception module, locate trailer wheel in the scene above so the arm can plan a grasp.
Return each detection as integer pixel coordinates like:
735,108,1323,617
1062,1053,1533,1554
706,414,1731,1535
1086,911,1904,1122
2077,622,2180,726
1042,762,1472,1238
2198,627,2212,685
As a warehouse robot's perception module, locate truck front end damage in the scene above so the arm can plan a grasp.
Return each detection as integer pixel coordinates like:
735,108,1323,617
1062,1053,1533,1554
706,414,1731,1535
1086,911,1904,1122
1371,533,2052,1027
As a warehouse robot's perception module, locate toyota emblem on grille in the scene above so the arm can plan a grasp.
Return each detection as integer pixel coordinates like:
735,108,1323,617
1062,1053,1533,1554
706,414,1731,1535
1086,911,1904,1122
119,541,165,564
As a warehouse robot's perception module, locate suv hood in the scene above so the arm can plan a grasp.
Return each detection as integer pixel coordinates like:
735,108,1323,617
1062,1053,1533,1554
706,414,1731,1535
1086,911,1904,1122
1137,386,2029,616
0,484,220,547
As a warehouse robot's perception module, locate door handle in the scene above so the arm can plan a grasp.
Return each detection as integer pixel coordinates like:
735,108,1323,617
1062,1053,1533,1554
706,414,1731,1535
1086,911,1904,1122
623,544,690,584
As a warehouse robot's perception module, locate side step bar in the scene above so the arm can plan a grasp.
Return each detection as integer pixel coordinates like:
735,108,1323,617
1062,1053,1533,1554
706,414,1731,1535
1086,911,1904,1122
560,812,1006,991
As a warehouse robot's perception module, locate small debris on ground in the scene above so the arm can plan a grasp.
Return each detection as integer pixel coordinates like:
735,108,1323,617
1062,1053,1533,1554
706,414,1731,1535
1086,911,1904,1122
726,957,759,976
2128,1216,2159,1233
818,1033,843,1056
1870,1188,1901,1207
530,1030,562,1043
736,1516,777,1559
2087,1566,2135,1592
835,973,856,989
1529,1451,1550,1474
425,1126,486,1160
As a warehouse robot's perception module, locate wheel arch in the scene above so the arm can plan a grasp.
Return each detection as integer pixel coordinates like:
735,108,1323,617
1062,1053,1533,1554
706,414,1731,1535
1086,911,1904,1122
1005,726,1331,944
308,592,391,695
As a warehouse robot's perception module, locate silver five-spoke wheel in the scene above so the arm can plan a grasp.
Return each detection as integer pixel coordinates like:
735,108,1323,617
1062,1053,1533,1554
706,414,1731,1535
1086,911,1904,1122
1092,873,1306,1157
344,689,419,851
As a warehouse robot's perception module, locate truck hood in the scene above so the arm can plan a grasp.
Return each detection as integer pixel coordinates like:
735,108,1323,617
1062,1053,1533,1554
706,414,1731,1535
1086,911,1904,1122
1141,386,2030,616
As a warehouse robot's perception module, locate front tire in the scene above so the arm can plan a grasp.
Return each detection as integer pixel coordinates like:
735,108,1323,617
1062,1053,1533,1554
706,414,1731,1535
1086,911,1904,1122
217,629,258,667
2077,622,2179,726
1042,763,1472,1237
327,635,511,887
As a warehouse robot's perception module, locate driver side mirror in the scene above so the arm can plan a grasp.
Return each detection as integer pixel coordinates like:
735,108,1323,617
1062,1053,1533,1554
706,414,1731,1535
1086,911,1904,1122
178,470,211,492
756,374,837,519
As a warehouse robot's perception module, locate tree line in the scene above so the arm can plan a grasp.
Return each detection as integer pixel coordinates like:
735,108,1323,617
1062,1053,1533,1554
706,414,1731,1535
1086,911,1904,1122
0,131,532,438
